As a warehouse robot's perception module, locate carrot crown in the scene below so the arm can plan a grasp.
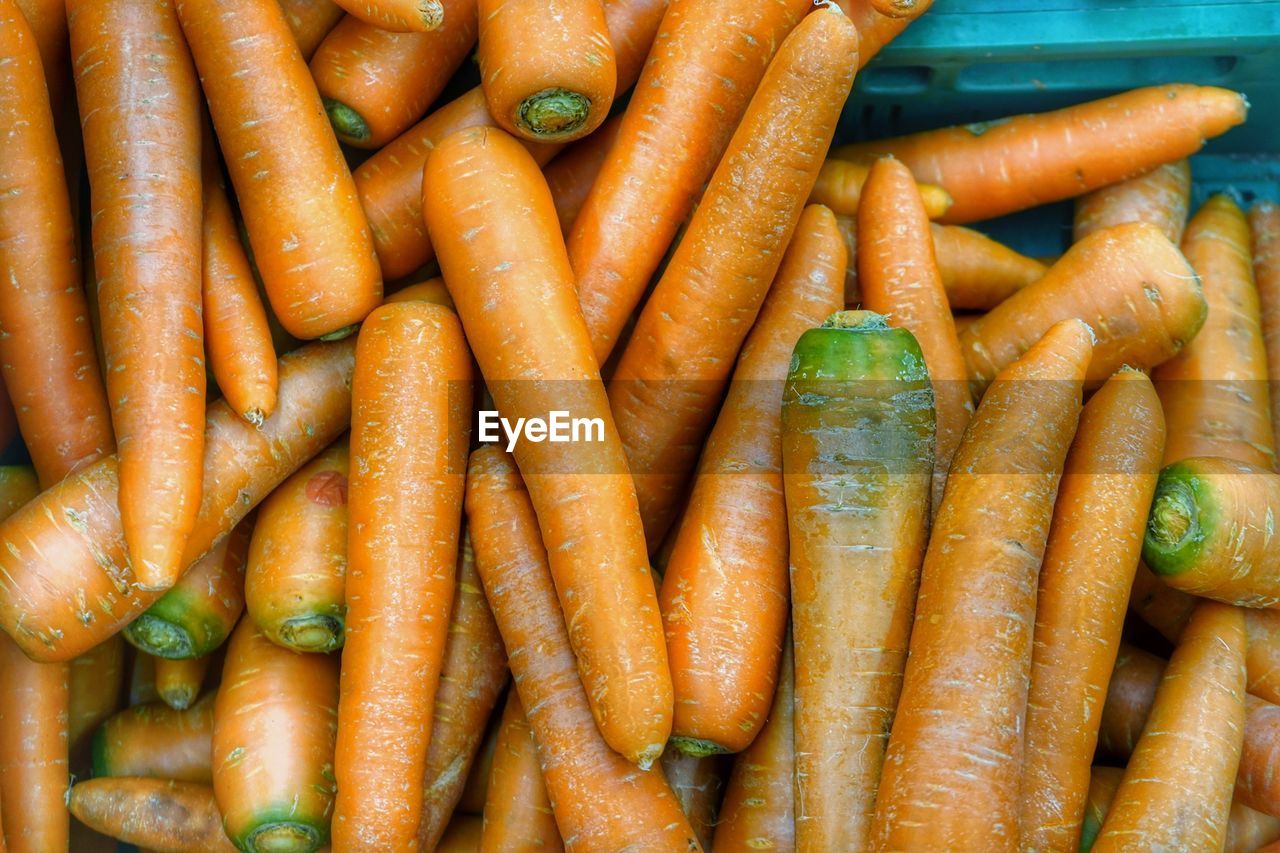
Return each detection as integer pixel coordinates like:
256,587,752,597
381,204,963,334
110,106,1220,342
1143,462,1211,577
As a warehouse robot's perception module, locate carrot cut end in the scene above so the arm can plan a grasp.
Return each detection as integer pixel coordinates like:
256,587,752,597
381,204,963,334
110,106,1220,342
123,615,195,659
276,613,344,653
418,0,445,29
516,88,592,140
323,98,371,146
158,684,198,711
243,820,322,853
669,735,733,758
821,309,889,330
635,741,665,771
1143,469,1206,577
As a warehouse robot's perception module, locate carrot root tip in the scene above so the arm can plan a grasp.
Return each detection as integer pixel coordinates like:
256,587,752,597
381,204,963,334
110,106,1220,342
243,407,266,428
418,0,444,28
159,685,197,711
244,820,322,853
669,736,732,758
516,88,591,140
322,99,371,145
123,615,194,659
635,741,665,770
276,614,344,653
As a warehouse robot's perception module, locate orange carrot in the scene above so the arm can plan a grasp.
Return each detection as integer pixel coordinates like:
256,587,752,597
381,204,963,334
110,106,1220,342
960,222,1205,392
660,205,844,756
1251,202,1280,454
465,447,701,849
835,0,914,67
480,691,562,852
458,718,501,817
213,617,340,851
438,815,484,853
661,750,729,850
951,312,982,336
333,303,472,849
70,0,206,591
1019,369,1165,852
333,0,443,32
567,0,813,364
834,85,1248,224
385,277,454,307
178,0,382,340
869,0,932,17
543,113,624,234
1096,643,1166,760
811,158,952,219
1239,695,1280,817
425,125,670,767
153,657,210,712
1077,766,1123,852
69,778,235,852
0,633,68,853
245,440,348,653
311,0,478,148
93,695,214,783
0,339,357,663
872,319,1093,850
277,0,344,59
1093,602,1246,851
69,636,126,772
1074,159,1192,244
129,651,160,708
13,0,68,112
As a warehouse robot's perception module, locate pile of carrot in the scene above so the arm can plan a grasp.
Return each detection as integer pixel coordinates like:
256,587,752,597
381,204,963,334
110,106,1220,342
0,0,1275,849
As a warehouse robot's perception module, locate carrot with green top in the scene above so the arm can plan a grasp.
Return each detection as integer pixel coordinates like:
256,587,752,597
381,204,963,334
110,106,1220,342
872,319,1094,851
425,126,670,767
153,657,210,712
960,222,1205,392
1019,369,1165,852
0,339,357,663
480,691,562,852
833,85,1248,224
93,695,214,783
1251,202,1280,452
69,636,126,771
245,441,348,653
178,0,382,340
333,0,443,32
69,779,235,852
544,113,624,233
1096,643,1166,759
812,158,952,219
277,0,344,59
311,0,478,148
333,303,472,849
1074,159,1192,244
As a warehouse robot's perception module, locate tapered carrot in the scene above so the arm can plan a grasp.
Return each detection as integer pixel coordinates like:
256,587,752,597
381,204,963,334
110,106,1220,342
869,0,932,17
333,303,471,849
385,277,453,307
0,381,15,456
277,0,344,59
178,0,382,340
69,636,126,771
425,126,670,767
153,657,210,712
1074,159,1192,244
355,0,666,280
70,0,206,591
213,618,339,851
311,0,478,148
661,205,844,756
872,319,1093,851
812,158,952,219
1019,369,1165,853
129,651,160,707
1096,643,1166,759
835,0,916,67
465,447,700,849
245,441,348,653
567,0,813,364
834,85,1248,224
480,691,561,852
69,779,235,852
415,530,508,849
202,135,278,427
1252,202,1280,453
1077,766,1123,852
93,695,214,783
0,633,68,853
609,8,859,545
858,156,973,512
0,339,357,663
1093,602,1246,851
661,751,729,850
960,222,1205,392
544,113,624,233
333,0,443,31
458,719,501,816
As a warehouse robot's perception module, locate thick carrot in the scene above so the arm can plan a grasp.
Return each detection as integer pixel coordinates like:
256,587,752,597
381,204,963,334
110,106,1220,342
567,0,813,364
858,156,973,512
202,135,278,427
544,113,624,234
0,633,68,853
69,778,235,852
783,311,935,849
333,0,443,32
153,656,210,712
0,0,114,488
872,319,1093,850
93,695,214,783
245,441,348,653
480,691,562,852
1074,159,1192,244
311,0,478,147
661,750,729,850
70,0,206,591
465,446,700,849
213,617,339,851
277,0,344,59
1093,602,1246,851
1096,643,1166,759
1155,194,1274,468
425,126,670,767
333,302,471,849
0,339,357,663
1019,369,1165,852
354,0,665,280
69,635,126,770
812,158,952,219
178,0,382,340
415,530,508,850
960,222,1205,392
1252,202,1280,453
712,635,795,853
660,205,844,756
833,85,1248,224
609,7,859,545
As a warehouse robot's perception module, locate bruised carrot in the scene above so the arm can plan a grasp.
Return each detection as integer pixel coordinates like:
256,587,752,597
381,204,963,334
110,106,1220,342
333,0,443,32
69,778,235,852
94,696,213,784
465,447,700,849
153,657,210,712
1093,602,1246,851
178,0,382,340
213,617,339,851
1074,159,1192,244
960,222,1205,392
245,441,348,653
0,339,357,663
568,0,813,363
811,158,952,219
277,0,344,59
661,750,729,850
425,126,670,767
311,0,479,148
1019,369,1165,852
333,303,472,849
480,691,561,852
661,205,844,756
544,113,624,233
1251,202,1280,452
0,633,68,853
1096,643,1166,759
834,85,1248,224
872,319,1093,850
69,635,127,770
